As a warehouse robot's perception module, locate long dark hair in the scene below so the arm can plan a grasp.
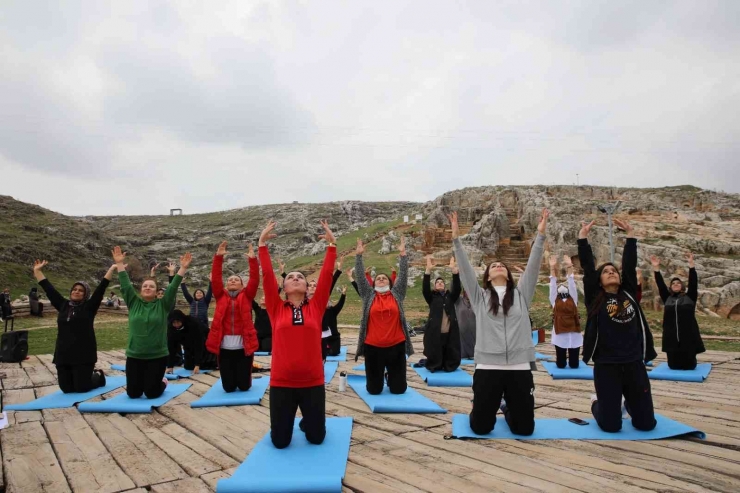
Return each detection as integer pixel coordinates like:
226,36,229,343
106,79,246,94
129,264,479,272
587,262,626,319
482,262,515,316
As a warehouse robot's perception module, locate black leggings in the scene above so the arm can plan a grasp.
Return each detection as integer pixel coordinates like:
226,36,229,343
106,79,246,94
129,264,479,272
592,360,656,433
424,332,460,372
126,356,167,399
219,348,253,393
364,342,407,395
270,385,326,449
469,369,535,436
667,351,697,370
555,346,581,369
56,364,103,393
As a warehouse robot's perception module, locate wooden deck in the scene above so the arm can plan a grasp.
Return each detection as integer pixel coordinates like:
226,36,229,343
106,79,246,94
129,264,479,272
2,337,740,493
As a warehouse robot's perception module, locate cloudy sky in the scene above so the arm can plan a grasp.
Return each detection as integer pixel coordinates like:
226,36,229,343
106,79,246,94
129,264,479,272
1,1,738,216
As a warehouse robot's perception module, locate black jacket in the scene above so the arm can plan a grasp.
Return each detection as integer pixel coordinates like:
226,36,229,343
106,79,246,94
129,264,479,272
322,294,346,344
655,269,705,354
167,310,204,368
252,300,272,341
578,238,657,364
38,278,108,365
422,273,462,371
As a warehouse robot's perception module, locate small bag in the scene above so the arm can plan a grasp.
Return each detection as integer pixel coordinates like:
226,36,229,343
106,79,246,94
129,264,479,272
0,328,28,363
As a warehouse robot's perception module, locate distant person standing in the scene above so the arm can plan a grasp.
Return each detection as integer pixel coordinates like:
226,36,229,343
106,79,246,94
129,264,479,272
29,287,44,317
0,288,12,320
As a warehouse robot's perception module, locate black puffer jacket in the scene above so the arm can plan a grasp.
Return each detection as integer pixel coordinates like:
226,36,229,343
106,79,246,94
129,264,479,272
654,269,705,355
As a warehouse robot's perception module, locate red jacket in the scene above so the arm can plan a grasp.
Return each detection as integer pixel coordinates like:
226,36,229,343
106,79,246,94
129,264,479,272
260,244,336,388
206,255,260,356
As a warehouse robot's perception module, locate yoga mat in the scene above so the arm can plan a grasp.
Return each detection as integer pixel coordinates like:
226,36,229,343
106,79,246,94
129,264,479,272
347,375,446,414
324,361,338,384
532,331,539,345
217,417,353,493
78,383,191,413
254,351,271,356
535,352,553,361
541,361,594,380
460,358,475,366
325,347,347,362
411,365,472,387
450,413,705,440
646,360,654,367
648,362,711,382
191,377,270,408
4,376,127,411
110,364,211,380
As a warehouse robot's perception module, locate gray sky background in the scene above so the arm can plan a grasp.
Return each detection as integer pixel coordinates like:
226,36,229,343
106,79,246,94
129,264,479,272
1,1,738,216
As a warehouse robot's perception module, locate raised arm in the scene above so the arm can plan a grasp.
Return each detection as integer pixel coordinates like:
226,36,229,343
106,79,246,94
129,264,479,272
212,242,227,299
354,239,372,298
312,220,338,312
686,252,698,302
577,221,598,309
549,275,558,307
88,266,115,315
204,281,213,306
567,274,578,306
450,271,461,304
181,283,194,304
163,253,191,311
391,236,409,300
33,260,66,310
614,219,637,297
112,246,139,308
244,244,260,300
650,255,670,302
258,220,281,316
333,289,346,315
422,255,433,305
449,211,484,307
518,209,548,306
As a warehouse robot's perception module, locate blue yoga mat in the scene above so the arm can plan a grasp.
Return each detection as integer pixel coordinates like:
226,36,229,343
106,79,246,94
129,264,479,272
347,375,446,414
646,360,654,367
535,352,553,361
4,376,127,411
217,417,353,493
110,363,211,380
254,351,271,356
541,361,594,380
460,358,475,366
532,331,539,345
450,413,705,440
78,383,191,413
191,377,270,408
324,361,338,384
411,365,472,387
325,347,347,362
648,362,711,382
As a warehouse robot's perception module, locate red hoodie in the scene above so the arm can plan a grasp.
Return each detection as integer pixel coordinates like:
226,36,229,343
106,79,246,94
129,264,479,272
260,244,336,388
206,255,259,356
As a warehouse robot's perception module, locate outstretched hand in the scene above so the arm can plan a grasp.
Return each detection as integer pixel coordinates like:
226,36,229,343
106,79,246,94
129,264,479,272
548,254,558,269
167,262,176,275
562,255,573,268
245,243,255,260
356,238,365,255
216,241,228,256
578,220,595,240
446,211,459,239
613,218,633,237
259,220,278,246
650,255,660,271
537,208,550,235
450,256,458,274
425,255,433,273
278,259,286,273
179,252,193,269
341,286,347,295
687,252,695,269
112,246,127,265
318,219,336,244
399,236,406,257
33,259,48,272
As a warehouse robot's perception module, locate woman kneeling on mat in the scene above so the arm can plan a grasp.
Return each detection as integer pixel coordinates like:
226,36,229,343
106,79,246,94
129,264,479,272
421,256,462,372
548,255,582,368
354,236,413,395
259,219,337,449
206,242,259,392
32,260,112,393
651,252,705,370
167,309,206,375
451,209,548,436
578,219,657,433
114,246,192,399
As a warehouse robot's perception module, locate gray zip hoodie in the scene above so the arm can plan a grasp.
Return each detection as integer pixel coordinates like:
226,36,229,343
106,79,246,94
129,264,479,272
452,233,545,366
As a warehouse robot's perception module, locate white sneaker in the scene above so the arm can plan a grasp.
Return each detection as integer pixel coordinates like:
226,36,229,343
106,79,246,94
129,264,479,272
621,396,629,419
590,394,598,405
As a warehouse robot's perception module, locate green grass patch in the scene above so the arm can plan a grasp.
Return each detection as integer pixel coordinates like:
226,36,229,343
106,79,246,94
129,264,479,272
27,322,130,356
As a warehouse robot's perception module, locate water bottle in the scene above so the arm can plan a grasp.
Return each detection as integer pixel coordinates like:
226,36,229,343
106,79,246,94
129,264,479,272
338,371,347,392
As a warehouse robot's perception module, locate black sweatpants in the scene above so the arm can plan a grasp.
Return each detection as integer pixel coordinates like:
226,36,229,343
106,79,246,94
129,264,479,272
321,337,341,361
591,360,656,433
424,332,459,372
270,385,326,449
364,341,407,395
219,348,253,393
126,356,168,399
258,337,272,354
56,364,103,394
667,351,697,370
469,369,535,436
555,346,581,369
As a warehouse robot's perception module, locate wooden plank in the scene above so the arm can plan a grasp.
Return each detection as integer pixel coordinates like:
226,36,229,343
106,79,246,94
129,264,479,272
128,413,223,477
201,467,237,491
155,416,240,470
1,420,71,493
3,388,42,424
43,407,136,493
83,412,188,488
344,462,425,493
2,367,33,390
150,478,212,493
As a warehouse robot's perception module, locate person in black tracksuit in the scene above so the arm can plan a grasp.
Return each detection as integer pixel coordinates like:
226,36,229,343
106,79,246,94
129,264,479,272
651,253,705,370
32,260,110,393
252,297,273,353
322,287,346,360
578,219,657,433
421,256,462,372
167,310,206,373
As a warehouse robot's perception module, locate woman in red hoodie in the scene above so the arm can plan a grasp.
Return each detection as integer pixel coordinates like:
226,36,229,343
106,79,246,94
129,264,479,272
259,219,337,449
206,242,259,393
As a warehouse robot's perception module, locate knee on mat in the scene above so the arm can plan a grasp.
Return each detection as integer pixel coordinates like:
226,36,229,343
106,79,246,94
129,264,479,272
389,383,407,395
144,388,164,399
510,422,535,436
127,389,143,399
556,361,566,369
469,419,494,436
597,422,622,433
270,434,291,450
237,383,252,392
59,386,74,394
366,383,383,395
305,429,326,445
632,418,657,432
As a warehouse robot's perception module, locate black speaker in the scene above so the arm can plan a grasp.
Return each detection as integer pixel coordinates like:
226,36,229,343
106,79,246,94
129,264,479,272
1,330,28,363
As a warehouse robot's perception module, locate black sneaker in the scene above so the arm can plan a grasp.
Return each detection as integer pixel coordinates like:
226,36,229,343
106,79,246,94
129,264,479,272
299,419,305,433
94,369,106,388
